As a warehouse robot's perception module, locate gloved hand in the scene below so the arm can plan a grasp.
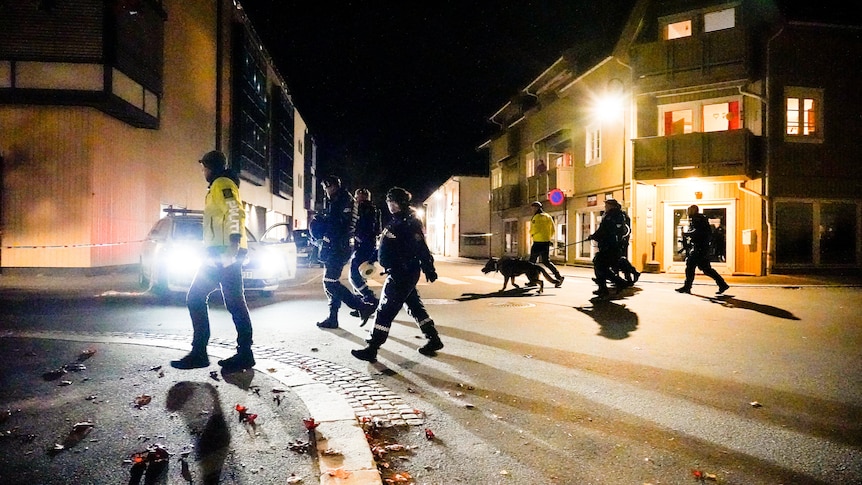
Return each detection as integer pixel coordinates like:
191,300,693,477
424,268,438,283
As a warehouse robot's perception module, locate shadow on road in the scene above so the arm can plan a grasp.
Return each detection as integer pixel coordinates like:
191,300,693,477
454,287,543,301
574,300,639,339
166,382,230,485
706,295,801,320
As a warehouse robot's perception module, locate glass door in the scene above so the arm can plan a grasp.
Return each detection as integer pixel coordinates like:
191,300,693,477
665,202,734,274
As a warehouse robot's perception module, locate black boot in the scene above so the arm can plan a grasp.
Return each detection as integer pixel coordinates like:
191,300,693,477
317,309,339,329
418,324,444,356
170,350,209,369
218,348,255,372
351,344,379,363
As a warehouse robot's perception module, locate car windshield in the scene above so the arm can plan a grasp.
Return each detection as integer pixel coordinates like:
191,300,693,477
174,220,203,240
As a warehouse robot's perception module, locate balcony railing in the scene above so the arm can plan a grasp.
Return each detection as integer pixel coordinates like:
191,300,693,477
527,170,557,202
491,184,520,211
633,129,762,180
631,28,751,91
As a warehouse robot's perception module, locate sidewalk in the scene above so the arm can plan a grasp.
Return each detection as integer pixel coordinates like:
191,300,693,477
0,330,381,485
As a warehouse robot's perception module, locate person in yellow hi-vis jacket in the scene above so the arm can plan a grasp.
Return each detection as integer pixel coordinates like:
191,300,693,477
171,150,255,372
528,201,564,287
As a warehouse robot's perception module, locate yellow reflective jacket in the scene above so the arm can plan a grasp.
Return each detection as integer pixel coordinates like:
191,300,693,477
530,211,555,242
204,176,248,250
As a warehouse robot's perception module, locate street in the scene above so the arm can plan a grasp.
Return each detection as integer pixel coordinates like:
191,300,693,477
2,260,861,484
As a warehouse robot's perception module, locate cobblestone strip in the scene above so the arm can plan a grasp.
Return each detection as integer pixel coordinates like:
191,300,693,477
7,330,423,427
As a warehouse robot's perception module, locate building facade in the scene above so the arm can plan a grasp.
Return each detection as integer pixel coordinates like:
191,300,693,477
0,0,316,270
423,175,490,259
485,0,862,275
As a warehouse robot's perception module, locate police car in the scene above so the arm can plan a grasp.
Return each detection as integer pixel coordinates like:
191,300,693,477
139,209,297,295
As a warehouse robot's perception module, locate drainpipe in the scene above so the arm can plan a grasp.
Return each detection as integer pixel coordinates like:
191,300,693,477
764,25,785,275
215,0,224,150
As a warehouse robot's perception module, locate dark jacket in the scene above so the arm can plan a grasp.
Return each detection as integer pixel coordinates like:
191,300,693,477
378,208,434,274
354,199,381,254
590,208,626,252
684,213,713,255
316,187,356,261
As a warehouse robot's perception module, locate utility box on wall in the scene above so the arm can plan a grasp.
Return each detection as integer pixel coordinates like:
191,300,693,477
742,229,757,249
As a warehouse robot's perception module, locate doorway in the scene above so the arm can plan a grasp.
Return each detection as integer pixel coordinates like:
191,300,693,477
664,201,734,274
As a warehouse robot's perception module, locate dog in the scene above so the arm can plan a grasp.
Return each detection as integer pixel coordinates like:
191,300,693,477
481,257,559,294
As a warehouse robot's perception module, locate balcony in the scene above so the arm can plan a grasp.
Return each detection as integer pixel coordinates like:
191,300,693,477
491,184,520,212
631,28,752,92
633,129,763,181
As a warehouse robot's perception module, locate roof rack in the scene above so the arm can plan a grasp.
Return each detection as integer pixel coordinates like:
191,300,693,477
164,207,204,215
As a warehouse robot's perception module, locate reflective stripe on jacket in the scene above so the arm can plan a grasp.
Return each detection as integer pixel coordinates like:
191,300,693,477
204,176,248,249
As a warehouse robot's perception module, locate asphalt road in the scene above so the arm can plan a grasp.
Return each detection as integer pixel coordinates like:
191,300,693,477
1,261,861,484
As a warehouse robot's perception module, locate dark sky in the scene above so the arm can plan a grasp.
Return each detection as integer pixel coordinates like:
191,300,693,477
237,1,636,201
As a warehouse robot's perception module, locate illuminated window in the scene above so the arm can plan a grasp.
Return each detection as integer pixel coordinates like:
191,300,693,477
525,152,536,176
491,168,502,189
585,126,602,166
704,8,735,33
663,109,693,135
703,101,740,132
785,87,823,142
666,20,692,39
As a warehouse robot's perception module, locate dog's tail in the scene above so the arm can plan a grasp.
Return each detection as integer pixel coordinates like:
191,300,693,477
536,265,558,284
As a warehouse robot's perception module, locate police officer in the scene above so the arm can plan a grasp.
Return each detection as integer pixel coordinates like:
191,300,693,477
676,204,730,294
349,188,381,307
616,208,641,285
351,187,444,362
529,201,564,287
587,199,630,298
171,150,255,372
313,175,375,329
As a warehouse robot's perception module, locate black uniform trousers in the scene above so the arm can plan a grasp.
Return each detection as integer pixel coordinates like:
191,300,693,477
323,250,368,316
529,241,561,278
349,246,378,304
187,261,253,353
368,265,432,347
682,250,727,289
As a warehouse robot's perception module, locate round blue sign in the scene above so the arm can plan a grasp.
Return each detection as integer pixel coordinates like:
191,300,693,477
548,188,565,206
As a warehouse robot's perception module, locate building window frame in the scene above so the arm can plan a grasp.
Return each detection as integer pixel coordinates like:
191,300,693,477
585,124,602,166
784,87,824,144
659,95,743,135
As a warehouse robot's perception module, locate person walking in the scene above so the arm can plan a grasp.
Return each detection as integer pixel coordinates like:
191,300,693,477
171,150,255,372
528,201,564,287
349,188,381,307
312,175,375,329
587,199,630,298
676,204,730,295
616,207,641,285
351,187,444,363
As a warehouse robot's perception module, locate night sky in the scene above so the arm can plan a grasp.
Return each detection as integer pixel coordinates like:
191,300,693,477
237,1,636,201
237,1,860,203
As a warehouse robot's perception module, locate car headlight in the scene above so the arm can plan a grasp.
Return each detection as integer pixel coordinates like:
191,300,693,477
254,247,286,275
164,245,202,277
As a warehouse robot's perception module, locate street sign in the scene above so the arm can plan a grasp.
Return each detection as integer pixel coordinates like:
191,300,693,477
548,188,565,206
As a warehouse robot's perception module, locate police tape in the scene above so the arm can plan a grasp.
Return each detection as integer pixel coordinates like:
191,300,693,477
3,240,146,249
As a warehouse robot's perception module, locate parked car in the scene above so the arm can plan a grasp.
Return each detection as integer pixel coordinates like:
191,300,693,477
139,209,297,295
291,228,323,268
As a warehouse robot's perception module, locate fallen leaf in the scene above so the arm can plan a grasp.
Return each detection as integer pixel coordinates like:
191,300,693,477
267,368,278,373
327,468,350,479
424,428,435,440
134,395,152,408
58,380,73,386
321,448,342,456
750,401,762,408
303,417,319,431
286,474,303,484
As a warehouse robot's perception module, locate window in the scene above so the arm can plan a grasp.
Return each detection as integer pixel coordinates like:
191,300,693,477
703,101,740,132
660,97,742,135
504,220,519,255
667,19,692,39
785,87,823,142
549,152,571,168
704,8,735,33
775,200,859,266
491,168,502,189
526,152,536,176
664,109,693,135
585,125,602,166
